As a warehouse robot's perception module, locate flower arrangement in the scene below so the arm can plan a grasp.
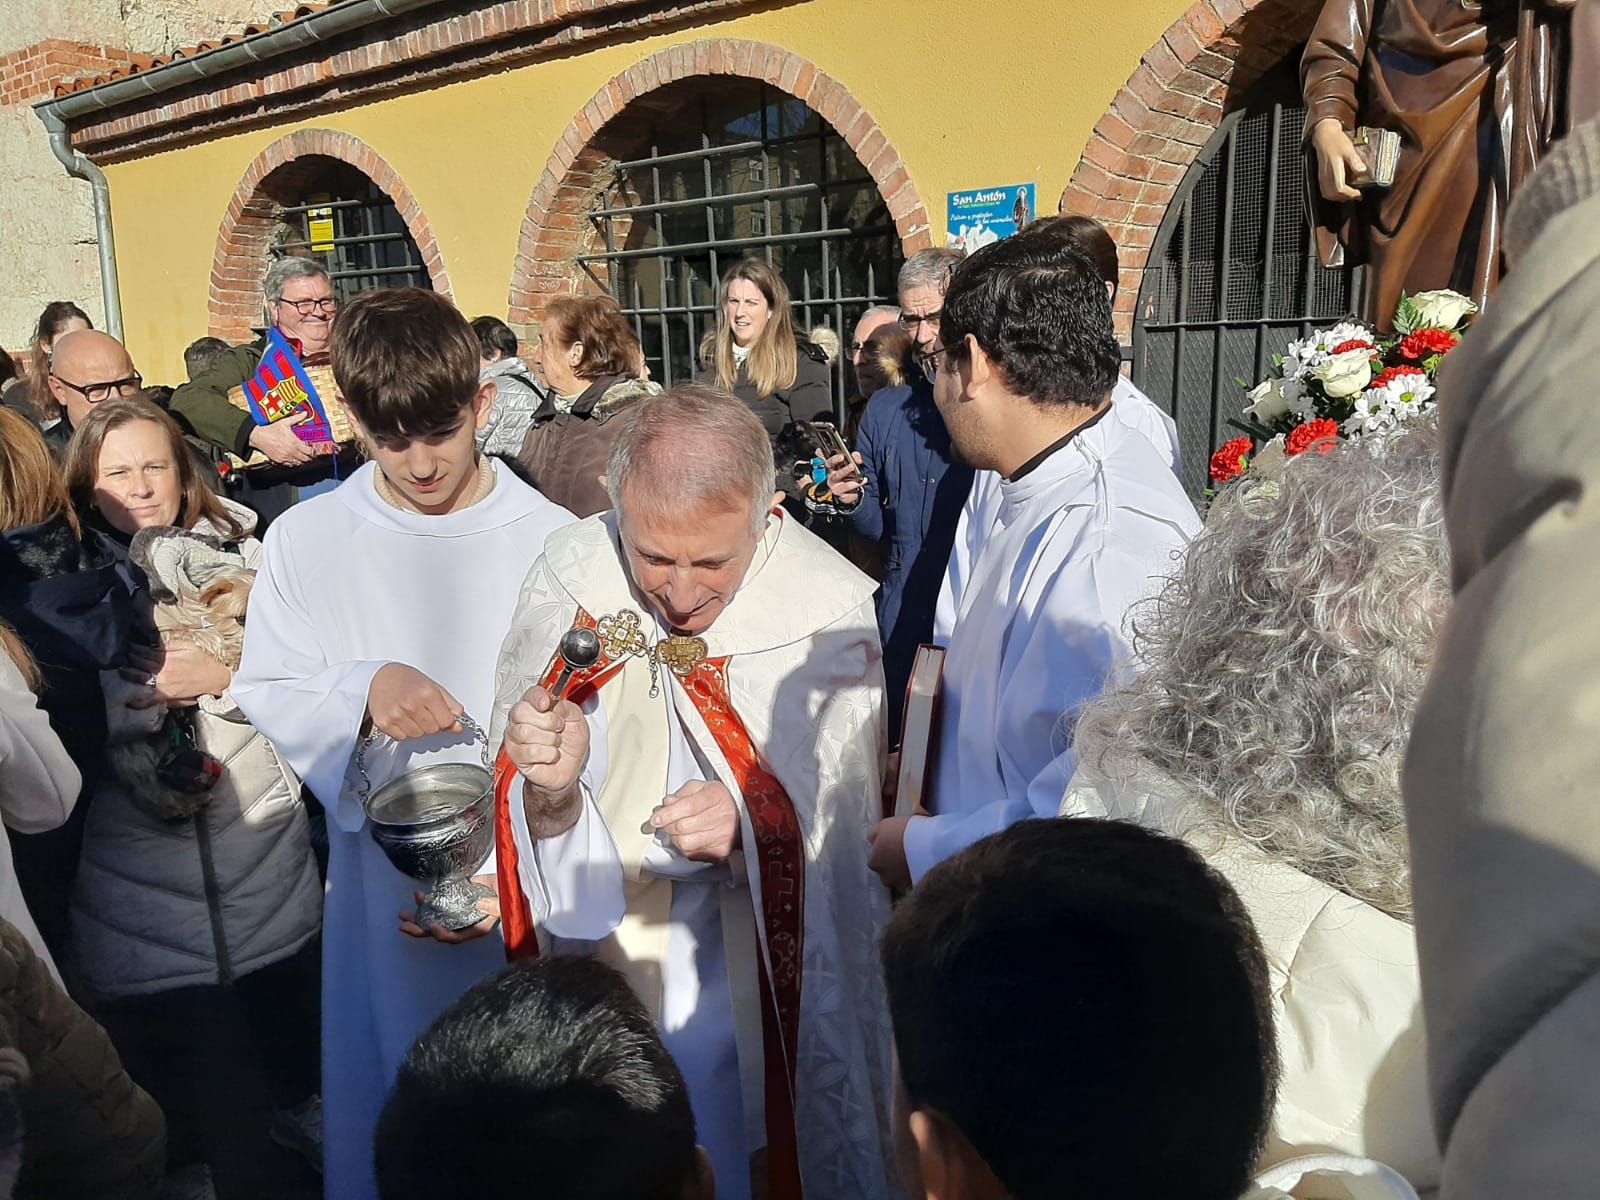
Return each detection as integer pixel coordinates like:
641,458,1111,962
1209,289,1476,486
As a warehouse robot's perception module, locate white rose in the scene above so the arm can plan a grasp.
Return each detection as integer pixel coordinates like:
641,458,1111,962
1409,289,1478,331
1244,378,1293,423
1313,348,1374,399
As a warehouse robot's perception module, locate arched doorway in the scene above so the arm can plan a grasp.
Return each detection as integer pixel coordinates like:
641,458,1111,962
509,40,933,414
585,78,901,400
1130,55,1366,494
210,129,449,344
267,158,431,303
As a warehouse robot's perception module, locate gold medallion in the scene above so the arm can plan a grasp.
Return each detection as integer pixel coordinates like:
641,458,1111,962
597,609,647,660
655,635,708,677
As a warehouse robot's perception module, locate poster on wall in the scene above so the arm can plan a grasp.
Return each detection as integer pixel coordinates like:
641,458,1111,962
947,183,1036,252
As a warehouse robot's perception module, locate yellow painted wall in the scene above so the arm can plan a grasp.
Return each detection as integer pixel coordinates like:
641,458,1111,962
103,0,1192,379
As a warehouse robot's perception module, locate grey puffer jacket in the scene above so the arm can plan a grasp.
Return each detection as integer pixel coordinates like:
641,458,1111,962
68,504,321,997
478,356,547,459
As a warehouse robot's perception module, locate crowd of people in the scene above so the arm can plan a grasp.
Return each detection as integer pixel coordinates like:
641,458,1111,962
0,63,1596,1200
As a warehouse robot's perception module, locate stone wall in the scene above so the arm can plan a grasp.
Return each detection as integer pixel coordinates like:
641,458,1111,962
0,0,257,362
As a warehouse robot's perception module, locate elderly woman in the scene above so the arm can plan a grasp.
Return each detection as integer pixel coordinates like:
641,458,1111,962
1063,426,1448,1193
513,295,658,516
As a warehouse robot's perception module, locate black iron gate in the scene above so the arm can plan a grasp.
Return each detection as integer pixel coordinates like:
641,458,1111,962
580,81,902,417
1132,56,1366,495
270,161,430,301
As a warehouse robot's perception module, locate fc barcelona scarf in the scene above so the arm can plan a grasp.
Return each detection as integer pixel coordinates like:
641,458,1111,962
243,328,333,445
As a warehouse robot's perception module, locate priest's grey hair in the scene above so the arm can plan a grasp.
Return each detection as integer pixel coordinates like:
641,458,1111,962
606,383,777,535
263,255,330,303
1073,419,1448,921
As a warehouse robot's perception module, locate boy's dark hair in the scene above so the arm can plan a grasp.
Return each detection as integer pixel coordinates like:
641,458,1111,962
375,957,700,1200
471,315,519,362
331,288,480,439
1023,214,1121,297
882,818,1277,1200
183,336,231,381
940,235,1121,409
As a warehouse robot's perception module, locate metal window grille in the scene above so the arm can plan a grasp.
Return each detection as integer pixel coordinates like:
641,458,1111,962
580,82,903,418
1132,55,1366,495
269,162,430,301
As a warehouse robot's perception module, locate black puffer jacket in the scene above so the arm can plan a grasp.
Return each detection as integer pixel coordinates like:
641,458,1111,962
699,337,834,440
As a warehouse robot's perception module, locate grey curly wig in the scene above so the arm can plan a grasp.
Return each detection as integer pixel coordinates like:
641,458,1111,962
1073,420,1448,920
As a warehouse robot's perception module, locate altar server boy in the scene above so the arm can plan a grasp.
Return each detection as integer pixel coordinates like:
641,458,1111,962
234,288,573,1200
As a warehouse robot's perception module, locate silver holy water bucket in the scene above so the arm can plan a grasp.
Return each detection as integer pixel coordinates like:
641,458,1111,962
358,714,496,931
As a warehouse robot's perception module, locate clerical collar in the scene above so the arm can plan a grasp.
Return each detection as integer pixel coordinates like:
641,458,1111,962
1004,402,1112,482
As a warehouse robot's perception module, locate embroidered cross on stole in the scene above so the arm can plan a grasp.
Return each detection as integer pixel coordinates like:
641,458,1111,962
492,607,806,1200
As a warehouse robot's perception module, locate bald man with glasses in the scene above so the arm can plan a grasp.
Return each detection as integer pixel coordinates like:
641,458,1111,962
170,256,350,528
45,330,143,442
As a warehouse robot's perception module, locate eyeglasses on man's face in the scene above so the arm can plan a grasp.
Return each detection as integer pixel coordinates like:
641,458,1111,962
920,345,955,385
275,296,338,316
50,372,143,404
898,308,942,331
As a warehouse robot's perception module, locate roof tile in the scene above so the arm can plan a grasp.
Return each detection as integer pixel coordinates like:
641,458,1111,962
55,0,344,95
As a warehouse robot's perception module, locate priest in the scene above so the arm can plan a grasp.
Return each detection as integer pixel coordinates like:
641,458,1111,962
489,384,897,1200
871,234,1200,890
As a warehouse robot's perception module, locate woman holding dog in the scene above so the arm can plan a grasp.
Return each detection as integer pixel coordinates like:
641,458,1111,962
62,396,323,1197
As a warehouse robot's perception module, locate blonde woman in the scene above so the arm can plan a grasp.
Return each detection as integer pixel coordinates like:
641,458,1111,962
699,258,831,443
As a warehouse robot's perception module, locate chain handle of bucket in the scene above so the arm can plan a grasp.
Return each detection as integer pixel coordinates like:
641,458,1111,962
356,713,491,805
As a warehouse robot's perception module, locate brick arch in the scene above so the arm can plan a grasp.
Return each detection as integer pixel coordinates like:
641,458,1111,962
1059,0,1323,342
208,128,452,343
508,39,933,335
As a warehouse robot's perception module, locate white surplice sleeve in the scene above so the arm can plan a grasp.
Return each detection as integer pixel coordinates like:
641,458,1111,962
507,691,627,940
904,552,1142,883
232,519,386,830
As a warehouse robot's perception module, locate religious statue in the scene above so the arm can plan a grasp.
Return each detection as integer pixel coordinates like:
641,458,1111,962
1303,0,1574,327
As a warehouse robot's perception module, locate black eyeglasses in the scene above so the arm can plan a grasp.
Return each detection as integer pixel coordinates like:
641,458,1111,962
898,308,942,331
275,296,338,315
50,372,142,404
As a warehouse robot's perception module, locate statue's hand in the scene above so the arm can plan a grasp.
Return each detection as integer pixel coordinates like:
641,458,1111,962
1312,118,1366,203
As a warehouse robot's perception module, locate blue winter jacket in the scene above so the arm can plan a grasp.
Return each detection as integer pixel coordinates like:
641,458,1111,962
848,376,973,736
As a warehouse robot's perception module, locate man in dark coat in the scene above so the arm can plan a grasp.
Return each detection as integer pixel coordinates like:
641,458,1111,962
831,248,972,737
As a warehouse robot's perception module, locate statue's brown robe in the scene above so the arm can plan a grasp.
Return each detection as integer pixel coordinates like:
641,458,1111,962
1302,0,1568,326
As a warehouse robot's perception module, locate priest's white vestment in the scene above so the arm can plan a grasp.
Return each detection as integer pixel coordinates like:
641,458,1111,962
906,413,1199,883
233,460,573,1200
489,510,898,1200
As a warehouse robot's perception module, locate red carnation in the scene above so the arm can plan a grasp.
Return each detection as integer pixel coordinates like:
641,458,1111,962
1331,339,1378,355
1371,364,1428,390
1209,436,1253,484
1398,328,1460,361
1285,419,1341,457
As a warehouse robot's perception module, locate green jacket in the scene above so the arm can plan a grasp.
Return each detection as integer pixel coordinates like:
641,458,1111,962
168,341,262,459
0,921,165,1198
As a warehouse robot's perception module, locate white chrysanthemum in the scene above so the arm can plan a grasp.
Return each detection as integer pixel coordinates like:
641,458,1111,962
1323,320,1375,348
1367,372,1436,420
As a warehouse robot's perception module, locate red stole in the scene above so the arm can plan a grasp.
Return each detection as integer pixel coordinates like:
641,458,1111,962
492,608,805,1200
